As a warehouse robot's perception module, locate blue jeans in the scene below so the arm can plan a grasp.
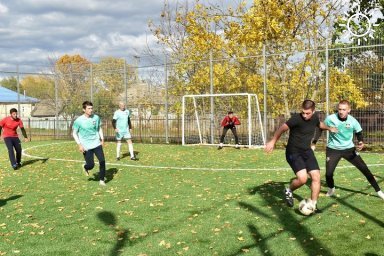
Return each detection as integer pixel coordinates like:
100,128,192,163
83,145,106,181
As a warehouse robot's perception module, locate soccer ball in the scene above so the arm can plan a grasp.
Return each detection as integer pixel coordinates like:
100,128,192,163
298,199,315,216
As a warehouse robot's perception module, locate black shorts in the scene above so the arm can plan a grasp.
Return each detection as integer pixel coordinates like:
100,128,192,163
286,149,320,173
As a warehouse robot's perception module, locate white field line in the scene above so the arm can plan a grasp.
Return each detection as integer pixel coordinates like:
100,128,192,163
22,142,384,171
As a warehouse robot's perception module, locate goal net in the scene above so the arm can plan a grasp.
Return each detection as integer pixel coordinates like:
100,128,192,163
182,93,265,148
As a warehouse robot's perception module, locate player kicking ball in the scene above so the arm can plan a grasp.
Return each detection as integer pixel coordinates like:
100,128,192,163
112,102,137,161
265,100,337,210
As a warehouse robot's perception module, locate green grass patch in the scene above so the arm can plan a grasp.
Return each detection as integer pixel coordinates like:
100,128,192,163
1,141,383,255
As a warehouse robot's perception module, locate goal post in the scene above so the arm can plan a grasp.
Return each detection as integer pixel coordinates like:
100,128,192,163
182,93,265,148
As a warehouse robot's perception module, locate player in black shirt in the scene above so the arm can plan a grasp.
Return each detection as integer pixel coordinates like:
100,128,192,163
265,100,337,210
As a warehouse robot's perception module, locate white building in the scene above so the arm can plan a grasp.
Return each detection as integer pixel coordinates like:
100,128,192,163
0,86,39,118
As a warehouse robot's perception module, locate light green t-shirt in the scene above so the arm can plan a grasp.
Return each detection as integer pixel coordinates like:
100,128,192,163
113,109,130,132
73,114,102,150
325,113,362,150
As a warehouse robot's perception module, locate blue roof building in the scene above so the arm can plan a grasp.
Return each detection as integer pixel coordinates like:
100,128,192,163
0,86,39,103
0,86,39,117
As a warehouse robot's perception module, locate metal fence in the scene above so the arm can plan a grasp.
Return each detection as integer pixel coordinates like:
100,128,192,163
2,41,384,148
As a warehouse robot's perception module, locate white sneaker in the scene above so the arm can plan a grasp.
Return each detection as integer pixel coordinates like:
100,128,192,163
99,180,106,186
377,190,384,200
326,187,335,197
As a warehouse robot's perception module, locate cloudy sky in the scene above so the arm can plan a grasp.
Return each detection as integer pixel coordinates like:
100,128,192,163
0,0,171,72
1,0,379,74
0,0,246,74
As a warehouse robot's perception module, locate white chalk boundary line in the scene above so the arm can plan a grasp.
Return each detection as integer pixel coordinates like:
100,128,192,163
22,142,384,172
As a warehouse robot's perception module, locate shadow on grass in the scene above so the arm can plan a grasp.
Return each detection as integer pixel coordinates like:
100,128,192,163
22,158,48,167
322,184,384,228
121,151,139,160
229,181,332,256
97,211,130,256
0,194,23,207
89,168,119,183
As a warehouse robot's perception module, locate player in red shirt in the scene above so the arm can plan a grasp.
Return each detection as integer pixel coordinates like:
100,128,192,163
0,108,29,170
218,111,241,149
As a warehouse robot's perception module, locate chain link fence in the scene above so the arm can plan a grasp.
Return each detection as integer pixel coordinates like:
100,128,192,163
1,41,384,148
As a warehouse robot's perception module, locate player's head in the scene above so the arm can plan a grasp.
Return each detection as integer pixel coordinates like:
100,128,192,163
337,100,351,119
118,102,126,111
301,99,315,120
10,108,18,119
228,111,233,117
82,101,93,116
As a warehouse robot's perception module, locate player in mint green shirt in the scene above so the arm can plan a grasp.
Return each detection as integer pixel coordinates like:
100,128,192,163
112,102,136,161
317,100,383,200
72,101,106,186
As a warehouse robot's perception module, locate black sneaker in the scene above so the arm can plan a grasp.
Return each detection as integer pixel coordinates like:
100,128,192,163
116,157,120,161
16,163,22,168
284,188,294,207
217,146,223,150
12,164,18,170
131,156,137,161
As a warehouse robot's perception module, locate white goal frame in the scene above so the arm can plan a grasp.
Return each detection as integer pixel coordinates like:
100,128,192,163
182,93,265,148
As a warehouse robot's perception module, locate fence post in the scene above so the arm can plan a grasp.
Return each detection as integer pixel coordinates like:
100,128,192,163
325,38,330,116
16,65,21,116
28,118,31,141
54,67,59,139
165,54,169,144
263,44,267,141
209,50,214,144
124,59,127,106
90,63,93,102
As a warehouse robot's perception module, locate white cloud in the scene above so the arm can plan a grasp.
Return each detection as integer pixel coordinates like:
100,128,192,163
0,0,166,73
0,2,8,13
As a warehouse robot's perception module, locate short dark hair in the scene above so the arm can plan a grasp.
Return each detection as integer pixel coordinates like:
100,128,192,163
302,99,315,110
338,99,350,107
10,108,18,114
82,101,93,109
228,111,233,115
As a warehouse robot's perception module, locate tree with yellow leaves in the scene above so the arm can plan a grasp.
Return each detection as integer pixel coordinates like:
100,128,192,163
150,0,367,118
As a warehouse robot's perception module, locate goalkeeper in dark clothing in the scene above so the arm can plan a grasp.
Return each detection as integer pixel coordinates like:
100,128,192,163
218,111,241,149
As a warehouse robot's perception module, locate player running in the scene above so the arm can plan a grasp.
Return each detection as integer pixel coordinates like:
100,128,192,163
72,101,106,186
0,108,29,170
112,102,136,161
313,100,384,200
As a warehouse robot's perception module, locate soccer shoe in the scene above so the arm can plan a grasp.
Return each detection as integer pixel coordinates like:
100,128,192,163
83,165,89,176
99,180,106,186
217,146,223,150
12,164,18,170
130,156,137,161
284,188,294,207
116,157,120,161
235,144,240,149
16,163,22,168
326,187,335,197
377,190,384,200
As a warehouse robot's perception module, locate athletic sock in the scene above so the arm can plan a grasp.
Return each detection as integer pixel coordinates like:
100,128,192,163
128,143,134,157
377,190,384,200
311,200,317,209
116,142,122,158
